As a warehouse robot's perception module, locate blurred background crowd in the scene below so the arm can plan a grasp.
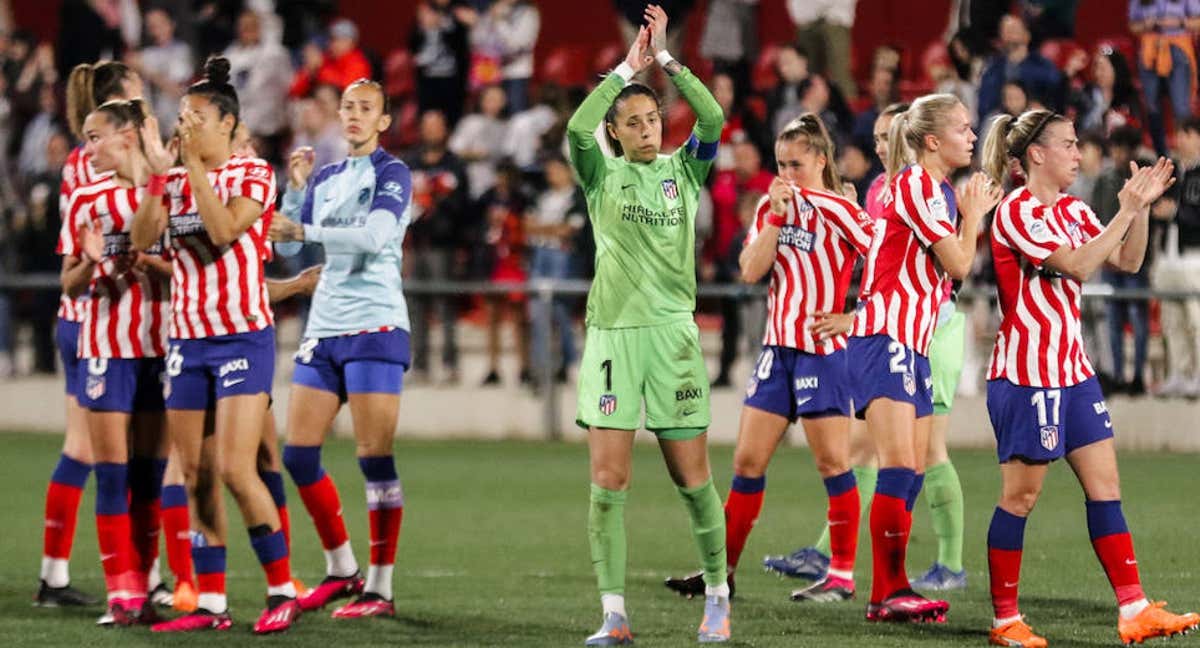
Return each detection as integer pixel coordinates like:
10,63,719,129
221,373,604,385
1,0,1199,401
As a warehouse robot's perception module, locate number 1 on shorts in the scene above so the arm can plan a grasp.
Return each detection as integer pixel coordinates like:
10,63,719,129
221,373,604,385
601,359,612,392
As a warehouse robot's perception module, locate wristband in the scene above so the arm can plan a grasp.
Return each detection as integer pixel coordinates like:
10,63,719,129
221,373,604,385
767,212,787,228
655,50,676,67
147,174,167,197
613,62,635,82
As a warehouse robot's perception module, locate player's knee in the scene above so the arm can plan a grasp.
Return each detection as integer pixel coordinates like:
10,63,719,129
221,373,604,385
591,467,630,491
811,454,848,478
732,449,768,478
1001,486,1042,516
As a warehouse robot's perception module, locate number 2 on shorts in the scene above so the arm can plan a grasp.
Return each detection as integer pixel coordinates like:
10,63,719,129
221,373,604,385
887,341,909,374
601,359,612,392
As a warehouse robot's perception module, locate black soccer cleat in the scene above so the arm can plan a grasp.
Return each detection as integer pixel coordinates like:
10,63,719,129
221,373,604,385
34,580,99,607
663,571,735,600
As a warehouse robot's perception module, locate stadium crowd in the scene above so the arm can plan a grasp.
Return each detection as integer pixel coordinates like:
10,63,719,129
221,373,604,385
1,0,1200,399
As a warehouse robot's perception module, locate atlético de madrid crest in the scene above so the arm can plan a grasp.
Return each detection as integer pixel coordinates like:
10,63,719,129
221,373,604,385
599,394,617,416
661,179,678,200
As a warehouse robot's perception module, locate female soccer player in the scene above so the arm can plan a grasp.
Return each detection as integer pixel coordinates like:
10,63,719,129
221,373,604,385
36,61,143,608
664,113,874,604
850,94,1000,623
60,98,172,625
981,109,1198,647
130,57,299,634
269,78,413,620
568,6,729,644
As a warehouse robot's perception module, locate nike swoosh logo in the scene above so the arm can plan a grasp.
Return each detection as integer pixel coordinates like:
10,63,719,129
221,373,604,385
1104,419,1113,429
370,540,386,547
707,548,724,557
796,396,813,407
682,409,698,416
222,378,245,387
621,184,636,190
883,531,905,538
100,552,117,562
1125,559,1137,565
828,520,848,526
1003,581,1019,588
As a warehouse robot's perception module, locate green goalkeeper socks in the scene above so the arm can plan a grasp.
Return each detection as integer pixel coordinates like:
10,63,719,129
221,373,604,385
924,460,964,572
588,483,628,595
676,478,727,589
813,465,876,555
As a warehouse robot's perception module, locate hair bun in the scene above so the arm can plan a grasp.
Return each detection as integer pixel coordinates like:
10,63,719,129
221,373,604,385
203,57,231,86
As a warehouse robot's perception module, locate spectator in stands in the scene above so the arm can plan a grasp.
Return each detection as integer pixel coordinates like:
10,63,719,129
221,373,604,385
714,191,765,388
503,82,566,174
292,84,349,171
786,0,857,100
699,0,759,93
1093,125,1153,395
449,84,509,200
927,41,979,128
11,38,57,114
410,0,471,126
407,109,470,385
1129,0,1200,155
289,18,371,97
468,0,539,113
1022,0,1080,41
1075,45,1142,136
16,84,60,181
1152,117,1200,398
128,7,192,131
55,0,123,76
851,65,897,168
476,159,531,387
710,71,772,171
1002,79,1031,116
768,42,811,135
798,75,851,148
224,9,294,165
708,141,772,386
977,14,1062,122
525,153,585,386
12,130,69,374
1067,131,1106,204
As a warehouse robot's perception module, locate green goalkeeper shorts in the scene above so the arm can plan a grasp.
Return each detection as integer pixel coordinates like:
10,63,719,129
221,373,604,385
929,309,966,416
576,318,710,439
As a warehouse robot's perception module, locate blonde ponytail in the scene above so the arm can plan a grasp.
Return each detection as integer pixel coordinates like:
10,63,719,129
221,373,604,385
981,114,1016,188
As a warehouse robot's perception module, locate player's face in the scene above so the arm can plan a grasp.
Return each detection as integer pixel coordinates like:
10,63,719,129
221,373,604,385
774,138,825,189
339,84,390,151
609,94,662,163
873,113,893,162
1030,121,1081,190
82,111,126,173
180,94,235,156
931,103,975,170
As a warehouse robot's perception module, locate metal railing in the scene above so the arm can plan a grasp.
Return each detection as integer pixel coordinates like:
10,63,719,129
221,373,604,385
5,273,1200,439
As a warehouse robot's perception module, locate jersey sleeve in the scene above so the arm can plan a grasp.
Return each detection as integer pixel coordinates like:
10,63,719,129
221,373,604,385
57,189,88,257
371,161,413,225
670,66,724,185
895,168,956,247
231,158,277,207
743,195,773,246
810,192,876,256
566,72,625,189
1072,198,1104,239
995,198,1066,267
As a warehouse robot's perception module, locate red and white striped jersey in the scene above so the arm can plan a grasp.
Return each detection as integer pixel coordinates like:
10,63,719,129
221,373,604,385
852,164,958,356
55,146,110,322
67,178,171,358
746,185,875,353
988,188,1101,387
161,157,276,339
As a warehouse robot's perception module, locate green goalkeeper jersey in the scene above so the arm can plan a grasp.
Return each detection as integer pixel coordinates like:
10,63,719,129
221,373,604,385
566,66,723,329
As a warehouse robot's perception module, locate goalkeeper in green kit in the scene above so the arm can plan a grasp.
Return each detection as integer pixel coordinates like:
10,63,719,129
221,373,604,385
567,5,729,645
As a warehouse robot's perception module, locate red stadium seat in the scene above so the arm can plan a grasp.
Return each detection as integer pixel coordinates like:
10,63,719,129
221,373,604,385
384,49,415,99
752,44,780,94
384,99,419,150
592,42,625,77
540,45,589,87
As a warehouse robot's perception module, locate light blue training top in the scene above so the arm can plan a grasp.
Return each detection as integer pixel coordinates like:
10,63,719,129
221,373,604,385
277,147,413,338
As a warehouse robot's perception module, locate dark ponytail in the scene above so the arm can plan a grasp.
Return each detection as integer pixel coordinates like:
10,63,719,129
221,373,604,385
186,56,240,138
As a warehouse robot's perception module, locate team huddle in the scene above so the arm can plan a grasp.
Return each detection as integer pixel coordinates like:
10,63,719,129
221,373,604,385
31,4,1200,646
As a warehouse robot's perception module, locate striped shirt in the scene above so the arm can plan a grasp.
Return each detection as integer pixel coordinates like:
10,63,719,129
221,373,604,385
67,178,170,358
988,188,1102,387
852,164,958,356
161,157,275,339
747,185,875,353
55,146,109,321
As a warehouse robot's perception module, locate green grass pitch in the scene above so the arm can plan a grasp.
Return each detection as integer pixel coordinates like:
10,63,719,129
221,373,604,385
0,432,1196,647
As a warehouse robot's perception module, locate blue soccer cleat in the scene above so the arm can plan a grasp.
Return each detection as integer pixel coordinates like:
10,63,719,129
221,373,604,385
910,563,967,591
585,612,633,646
762,546,829,581
698,595,730,643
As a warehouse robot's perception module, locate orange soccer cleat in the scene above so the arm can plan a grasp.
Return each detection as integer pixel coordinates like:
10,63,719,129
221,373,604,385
989,617,1048,648
1118,601,1200,645
172,580,198,613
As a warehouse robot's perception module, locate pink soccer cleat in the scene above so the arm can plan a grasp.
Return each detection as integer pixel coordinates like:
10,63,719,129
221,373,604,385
332,594,395,619
151,610,234,633
865,589,949,623
297,572,363,611
253,597,302,634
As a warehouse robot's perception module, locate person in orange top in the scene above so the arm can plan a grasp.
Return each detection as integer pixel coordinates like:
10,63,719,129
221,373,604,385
289,20,373,98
